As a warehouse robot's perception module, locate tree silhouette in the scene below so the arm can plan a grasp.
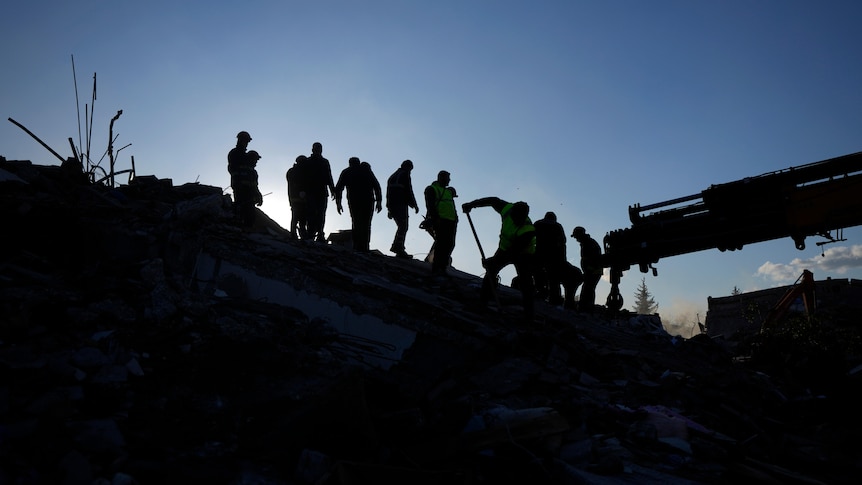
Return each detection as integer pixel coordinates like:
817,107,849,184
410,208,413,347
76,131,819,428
632,277,658,314
731,285,742,296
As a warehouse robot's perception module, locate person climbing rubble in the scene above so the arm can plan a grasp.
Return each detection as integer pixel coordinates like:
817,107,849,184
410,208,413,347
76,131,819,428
572,225,603,313
286,155,310,240
462,197,537,319
386,160,419,259
305,142,335,242
334,157,382,252
423,170,458,277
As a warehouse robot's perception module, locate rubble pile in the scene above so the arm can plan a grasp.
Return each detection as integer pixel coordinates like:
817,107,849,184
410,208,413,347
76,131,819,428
1,158,860,484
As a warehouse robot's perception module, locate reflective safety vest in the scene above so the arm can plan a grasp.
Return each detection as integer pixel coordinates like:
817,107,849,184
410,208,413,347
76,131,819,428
430,182,457,221
499,203,536,254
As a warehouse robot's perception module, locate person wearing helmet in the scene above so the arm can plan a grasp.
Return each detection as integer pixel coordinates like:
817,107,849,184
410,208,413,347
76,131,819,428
228,131,252,175
228,131,253,222
232,149,263,228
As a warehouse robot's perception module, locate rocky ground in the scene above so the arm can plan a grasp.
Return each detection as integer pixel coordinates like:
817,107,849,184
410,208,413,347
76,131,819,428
1,158,861,484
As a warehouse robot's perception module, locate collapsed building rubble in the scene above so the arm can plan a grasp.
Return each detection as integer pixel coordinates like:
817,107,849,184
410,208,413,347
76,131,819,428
1,157,861,484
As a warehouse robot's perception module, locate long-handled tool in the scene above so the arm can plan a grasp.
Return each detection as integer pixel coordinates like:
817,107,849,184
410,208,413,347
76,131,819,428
465,211,486,262
465,211,501,310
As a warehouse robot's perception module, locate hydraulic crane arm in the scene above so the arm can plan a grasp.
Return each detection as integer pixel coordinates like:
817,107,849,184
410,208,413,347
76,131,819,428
602,151,862,311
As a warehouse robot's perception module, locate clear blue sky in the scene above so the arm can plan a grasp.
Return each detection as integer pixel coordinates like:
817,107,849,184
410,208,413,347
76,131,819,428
3,1,862,326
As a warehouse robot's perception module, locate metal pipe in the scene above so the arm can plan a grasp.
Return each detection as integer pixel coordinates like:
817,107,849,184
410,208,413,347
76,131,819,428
7,118,66,163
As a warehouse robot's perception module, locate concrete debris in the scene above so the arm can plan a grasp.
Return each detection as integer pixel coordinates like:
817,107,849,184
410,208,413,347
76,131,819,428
1,158,861,484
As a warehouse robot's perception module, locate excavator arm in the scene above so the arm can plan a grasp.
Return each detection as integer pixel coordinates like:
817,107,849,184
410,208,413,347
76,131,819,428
602,151,862,311
761,269,816,330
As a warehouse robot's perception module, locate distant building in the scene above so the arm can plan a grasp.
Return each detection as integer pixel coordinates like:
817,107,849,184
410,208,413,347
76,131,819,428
705,277,862,338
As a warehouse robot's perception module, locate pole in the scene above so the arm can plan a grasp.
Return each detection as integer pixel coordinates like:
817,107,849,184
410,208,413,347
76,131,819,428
108,110,122,187
466,211,502,310
466,211,486,262
71,54,83,160
68,138,79,163
7,118,66,164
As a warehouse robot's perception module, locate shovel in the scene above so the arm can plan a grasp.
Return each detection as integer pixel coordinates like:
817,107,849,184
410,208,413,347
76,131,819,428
465,211,501,310
466,211,486,262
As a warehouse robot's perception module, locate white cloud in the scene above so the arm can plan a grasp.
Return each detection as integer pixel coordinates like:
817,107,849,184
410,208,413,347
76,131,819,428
756,260,802,283
756,244,862,284
815,245,862,273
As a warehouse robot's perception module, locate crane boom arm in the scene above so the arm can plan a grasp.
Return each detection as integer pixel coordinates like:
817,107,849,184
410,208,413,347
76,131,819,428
602,151,862,311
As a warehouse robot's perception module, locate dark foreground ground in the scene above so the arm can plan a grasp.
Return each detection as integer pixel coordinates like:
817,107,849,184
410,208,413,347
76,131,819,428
2,158,861,484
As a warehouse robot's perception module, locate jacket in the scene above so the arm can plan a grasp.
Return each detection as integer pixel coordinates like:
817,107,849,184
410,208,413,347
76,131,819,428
499,203,536,255
425,181,458,222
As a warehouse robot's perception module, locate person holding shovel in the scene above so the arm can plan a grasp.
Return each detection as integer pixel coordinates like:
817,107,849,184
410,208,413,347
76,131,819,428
462,197,537,319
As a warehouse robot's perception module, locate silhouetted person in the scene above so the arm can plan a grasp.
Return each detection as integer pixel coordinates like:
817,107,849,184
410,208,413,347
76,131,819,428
561,263,584,310
232,150,263,228
228,130,252,222
386,160,418,258
228,131,252,174
534,212,568,305
306,142,335,242
572,226,603,313
424,170,458,277
462,197,536,319
511,258,582,310
335,157,382,252
286,155,309,240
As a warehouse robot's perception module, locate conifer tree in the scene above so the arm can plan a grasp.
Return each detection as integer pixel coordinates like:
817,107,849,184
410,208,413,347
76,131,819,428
632,277,658,314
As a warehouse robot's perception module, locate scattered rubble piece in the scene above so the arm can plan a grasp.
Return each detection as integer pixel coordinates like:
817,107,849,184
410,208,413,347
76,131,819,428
1,157,861,484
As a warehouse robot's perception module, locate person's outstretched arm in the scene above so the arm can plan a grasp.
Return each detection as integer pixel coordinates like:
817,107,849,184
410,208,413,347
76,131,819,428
462,196,505,213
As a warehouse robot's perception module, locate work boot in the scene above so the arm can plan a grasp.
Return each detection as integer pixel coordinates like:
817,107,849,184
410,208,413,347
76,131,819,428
394,250,412,259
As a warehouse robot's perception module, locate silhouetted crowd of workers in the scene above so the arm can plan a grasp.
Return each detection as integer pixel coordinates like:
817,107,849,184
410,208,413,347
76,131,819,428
228,131,604,319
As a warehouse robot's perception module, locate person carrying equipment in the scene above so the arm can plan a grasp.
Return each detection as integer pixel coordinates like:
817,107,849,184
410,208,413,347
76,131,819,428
423,170,458,277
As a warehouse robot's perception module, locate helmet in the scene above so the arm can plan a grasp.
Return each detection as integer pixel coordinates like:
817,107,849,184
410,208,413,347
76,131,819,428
247,150,261,160
237,131,252,141
572,226,586,238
